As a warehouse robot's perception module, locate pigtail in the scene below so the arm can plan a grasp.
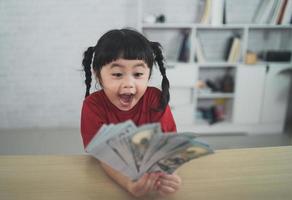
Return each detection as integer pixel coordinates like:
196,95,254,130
151,42,170,111
82,46,95,98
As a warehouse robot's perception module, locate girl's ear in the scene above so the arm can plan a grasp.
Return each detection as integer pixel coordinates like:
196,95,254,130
95,80,102,90
93,71,102,88
97,78,103,88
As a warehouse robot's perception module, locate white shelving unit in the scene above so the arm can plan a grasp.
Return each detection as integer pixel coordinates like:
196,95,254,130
197,93,234,99
138,0,292,134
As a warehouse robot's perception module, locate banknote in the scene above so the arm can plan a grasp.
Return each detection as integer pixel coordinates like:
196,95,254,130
128,123,161,172
85,120,214,181
154,140,212,174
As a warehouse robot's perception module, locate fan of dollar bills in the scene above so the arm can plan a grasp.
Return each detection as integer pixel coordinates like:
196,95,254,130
86,120,213,181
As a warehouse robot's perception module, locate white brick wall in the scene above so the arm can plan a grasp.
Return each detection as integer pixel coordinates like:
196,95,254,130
0,0,138,128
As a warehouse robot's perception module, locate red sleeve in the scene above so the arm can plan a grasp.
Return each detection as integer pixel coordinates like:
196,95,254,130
160,105,177,133
80,100,105,148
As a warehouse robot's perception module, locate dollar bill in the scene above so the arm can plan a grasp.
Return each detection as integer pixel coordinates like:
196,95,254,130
128,123,161,172
86,120,214,181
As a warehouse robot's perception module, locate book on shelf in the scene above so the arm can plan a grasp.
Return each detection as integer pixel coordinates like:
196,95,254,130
195,0,206,23
252,0,292,24
270,0,284,24
211,0,224,25
222,0,227,24
276,0,288,24
178,30,190,62
252,0,268,23
225,36,241,64
254,0,275,24
200,0,212,24
86,120,213,181
194,37,206,63
281,0,292,24
231,37,241,63
198,103,225,125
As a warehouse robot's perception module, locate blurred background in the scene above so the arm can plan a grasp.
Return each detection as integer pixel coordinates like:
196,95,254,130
0,0,291,155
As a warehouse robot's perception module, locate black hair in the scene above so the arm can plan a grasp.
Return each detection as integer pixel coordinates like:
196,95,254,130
82,28,170,111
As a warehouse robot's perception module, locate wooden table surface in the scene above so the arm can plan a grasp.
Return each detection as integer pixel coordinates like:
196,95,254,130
0,146,292,200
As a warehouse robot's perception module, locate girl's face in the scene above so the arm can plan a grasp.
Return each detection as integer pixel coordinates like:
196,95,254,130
99,58,150,111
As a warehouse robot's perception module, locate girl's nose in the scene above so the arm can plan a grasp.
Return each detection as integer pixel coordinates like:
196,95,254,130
122,76,134,88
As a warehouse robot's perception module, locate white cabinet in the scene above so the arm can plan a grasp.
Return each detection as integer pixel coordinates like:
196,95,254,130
233,65,266,124
234,64,292,132
261,64,292,124
168,64,197,126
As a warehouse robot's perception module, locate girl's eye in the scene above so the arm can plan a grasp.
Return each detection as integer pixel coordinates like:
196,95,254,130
112,73,123,77
134,73,143,78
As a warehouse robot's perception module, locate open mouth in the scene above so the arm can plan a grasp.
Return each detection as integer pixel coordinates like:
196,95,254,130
119,93,134,106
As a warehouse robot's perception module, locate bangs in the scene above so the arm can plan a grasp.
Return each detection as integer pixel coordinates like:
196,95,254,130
93,29,154,69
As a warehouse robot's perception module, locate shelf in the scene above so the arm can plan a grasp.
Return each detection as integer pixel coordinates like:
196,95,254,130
195,119,233,126
165,61,194,67
196,24,244,29
197,24,292,29
197,92,234,99
142,23,194,29
197,62,238,67
166,62,239,67
140,0,292,134
247,24,292,29
143,23,292,30
143,24,292,30
247,62,292,66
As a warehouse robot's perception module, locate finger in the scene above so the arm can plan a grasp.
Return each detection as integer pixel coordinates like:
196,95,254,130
159,178,180,191
144,174,153,192
139,174,153,194
155,180,161,190
149,173,161,191
134,173,149,193
158,185,176,196
154,173,163,190
161,173,177,179
160,174,180,183
137,173,148,185
147,173,161,192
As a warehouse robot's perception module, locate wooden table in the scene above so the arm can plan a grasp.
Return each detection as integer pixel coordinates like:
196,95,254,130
1,146,292,200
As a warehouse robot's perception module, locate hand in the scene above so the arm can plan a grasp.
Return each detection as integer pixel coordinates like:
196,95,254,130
127,173,160,198
156,173,182,197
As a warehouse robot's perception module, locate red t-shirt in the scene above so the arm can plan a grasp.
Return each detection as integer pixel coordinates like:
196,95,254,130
80,87,177,147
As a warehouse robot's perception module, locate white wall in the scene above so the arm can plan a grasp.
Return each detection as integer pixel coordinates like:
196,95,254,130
0,0,138,128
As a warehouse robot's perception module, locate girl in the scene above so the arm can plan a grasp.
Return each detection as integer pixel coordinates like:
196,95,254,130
81,28,181,197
